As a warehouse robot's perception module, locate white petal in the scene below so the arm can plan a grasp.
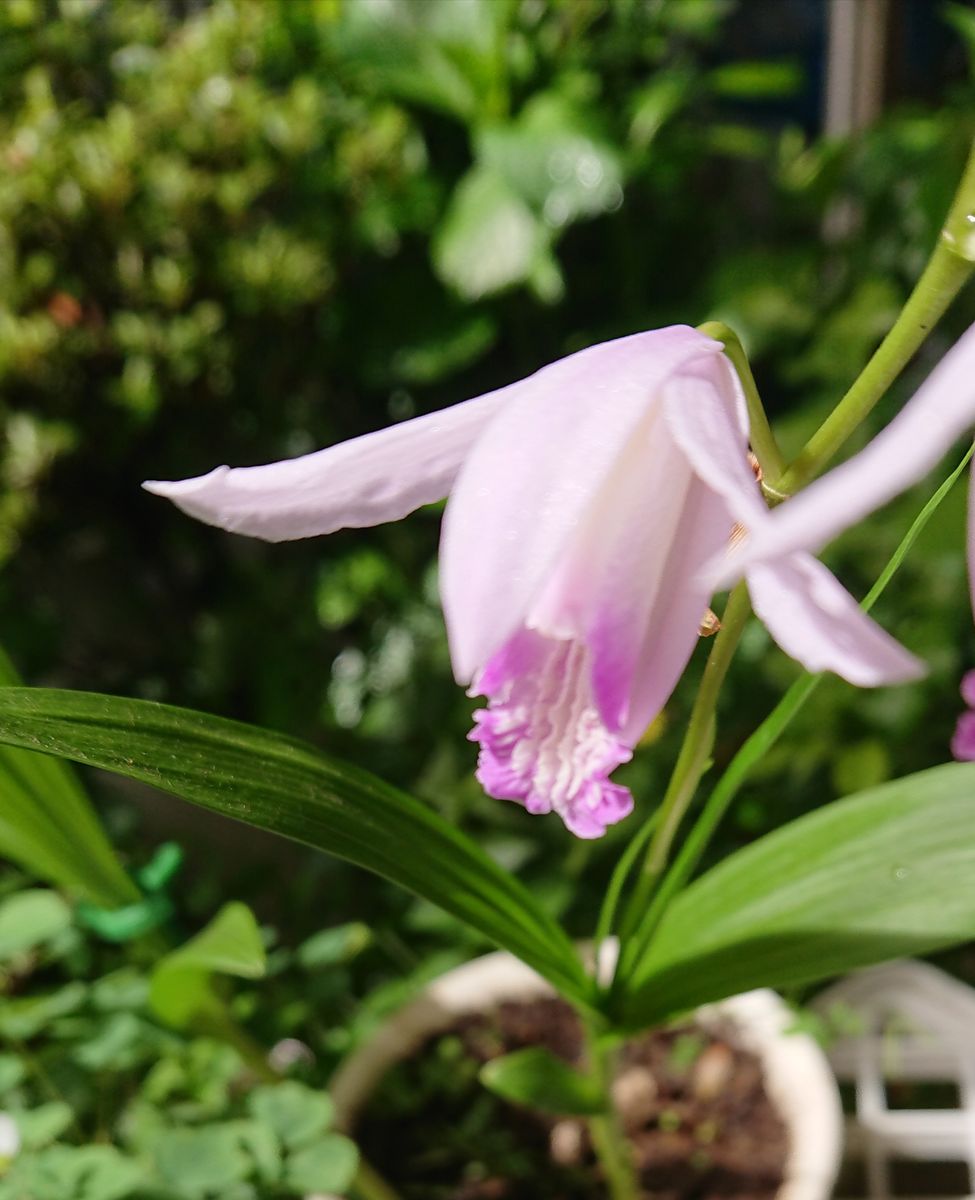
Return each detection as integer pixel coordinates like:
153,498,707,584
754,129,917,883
618,484,734,742
440,326,723,681
718,322,975,583
662,354,764,523
528,403,731,736
747,553,924,686
143,383,514,542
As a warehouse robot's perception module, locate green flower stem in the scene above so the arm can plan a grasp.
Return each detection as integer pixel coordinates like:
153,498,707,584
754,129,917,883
593,808,661,968
613,583,752,980
773,137,975,497
584,1021,639,1200
697,321,787,488
352,1159,406,1200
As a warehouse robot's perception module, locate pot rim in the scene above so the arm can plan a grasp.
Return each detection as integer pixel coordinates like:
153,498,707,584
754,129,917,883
330,948,843,1200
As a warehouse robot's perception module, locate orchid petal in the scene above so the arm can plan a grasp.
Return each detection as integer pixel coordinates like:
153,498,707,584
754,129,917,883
716,323,975,584
616,485,734,742
143,384,514,542
747,553,924,686
968,460,975,622
952,711,975,761
662,354,764,523
525,398,703,733
440,326,723,682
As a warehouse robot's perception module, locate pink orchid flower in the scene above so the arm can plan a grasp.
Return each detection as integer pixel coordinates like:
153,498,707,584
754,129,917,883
145,326,918,837
951,669,975,761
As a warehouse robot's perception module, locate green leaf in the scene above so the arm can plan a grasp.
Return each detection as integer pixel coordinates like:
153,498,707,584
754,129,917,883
14,1101,73,1150
296,922,371,970
0,646,138,909
0,1054,26,1092
944,2,975,59
477,94,624,228
149,901,265,1028
90,967,150,1012
479,1047,606,1116
0,1145,144,1200
629,70,694,148
73,1011,170,1072
433,166,549,301
231,1119,280,1186
0,889,71,962
0,981,86,1040
247,1082,333,1149
618,764,975,1028
284,1134,359,1195
331,0,510,122
153,1125,251,1197
709,60,802,99
0,688,590,1006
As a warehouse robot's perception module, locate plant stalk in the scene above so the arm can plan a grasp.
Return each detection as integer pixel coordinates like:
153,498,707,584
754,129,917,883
614,583,751,977
772,136,975,496
584,1022,640,1200
593,808,660,968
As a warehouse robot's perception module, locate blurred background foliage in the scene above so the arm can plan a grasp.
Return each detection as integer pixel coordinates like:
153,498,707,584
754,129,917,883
2,0,975,1107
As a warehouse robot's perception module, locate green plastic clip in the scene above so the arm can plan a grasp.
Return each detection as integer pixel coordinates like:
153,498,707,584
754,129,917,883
76,842,183,942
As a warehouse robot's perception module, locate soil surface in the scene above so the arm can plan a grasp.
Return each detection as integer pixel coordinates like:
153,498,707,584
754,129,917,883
358,997,788,1199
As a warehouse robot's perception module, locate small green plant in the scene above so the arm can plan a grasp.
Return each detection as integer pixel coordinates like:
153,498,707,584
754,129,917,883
0,870,359,1200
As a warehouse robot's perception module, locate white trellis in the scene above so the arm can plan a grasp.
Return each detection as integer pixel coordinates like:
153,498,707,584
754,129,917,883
812,960,975,1200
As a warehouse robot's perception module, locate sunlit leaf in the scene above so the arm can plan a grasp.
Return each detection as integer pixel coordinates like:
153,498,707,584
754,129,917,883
618,764,975,1028
433,166,548,300
149,902,265,1028
0,889,71,962
480,1047,605,1115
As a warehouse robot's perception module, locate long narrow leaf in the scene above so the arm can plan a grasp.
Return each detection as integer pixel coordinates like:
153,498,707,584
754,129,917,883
0,687,591,1006
0,648,138,906
618,763,975,1028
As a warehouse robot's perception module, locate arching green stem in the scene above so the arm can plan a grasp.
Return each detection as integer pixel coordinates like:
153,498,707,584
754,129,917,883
773,137,975,496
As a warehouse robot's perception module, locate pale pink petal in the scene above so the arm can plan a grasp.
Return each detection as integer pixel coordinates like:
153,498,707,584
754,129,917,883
616,484,734,743
524,395,713,734
716,323,975,584
440,326,723,682
952,711,975,761
961,669,975,708
143,384,515,542
747,553,924,686
661,354,764,524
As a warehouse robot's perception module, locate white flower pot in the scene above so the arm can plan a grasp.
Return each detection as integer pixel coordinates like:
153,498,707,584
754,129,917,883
331,948,843,1200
